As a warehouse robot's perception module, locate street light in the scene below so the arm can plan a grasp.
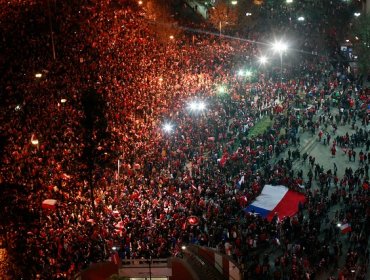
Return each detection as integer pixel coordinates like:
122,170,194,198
237,69,252,78
188,101,206,112
272,40,288,88
286,0,293,3
354,12,361,17
272,41,288,53
163,123,174,133
297,16,305,21
217,85,227,95
231,0,238,5
258,56,268,65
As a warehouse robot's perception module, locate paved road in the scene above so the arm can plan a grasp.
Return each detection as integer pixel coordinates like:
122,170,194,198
266,105,370,279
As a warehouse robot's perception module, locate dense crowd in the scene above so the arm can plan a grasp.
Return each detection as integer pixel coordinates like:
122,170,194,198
0,0,369,279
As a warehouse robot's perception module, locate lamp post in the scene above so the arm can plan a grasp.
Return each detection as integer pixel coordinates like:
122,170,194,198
272,41,288,99
188,100,206,144
46,0,56,60
162,122,174,169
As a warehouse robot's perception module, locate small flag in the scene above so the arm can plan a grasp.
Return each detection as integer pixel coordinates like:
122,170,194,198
237,175,245,188
340,223,351,234
42,199,57,210
187,216,199,226
219,154,228,167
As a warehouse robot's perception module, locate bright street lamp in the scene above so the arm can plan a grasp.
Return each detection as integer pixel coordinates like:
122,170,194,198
272,40,288,88
297,16,305,21
286,0,293,3
231,1,238,5
258,56,268,65
237,69,252,77
188,101,206,112
354,12,361,17
217,85,227,94
163,123,174,133
272,41,288,53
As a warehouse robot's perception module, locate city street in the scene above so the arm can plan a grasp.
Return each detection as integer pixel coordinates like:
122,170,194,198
267,104,370,279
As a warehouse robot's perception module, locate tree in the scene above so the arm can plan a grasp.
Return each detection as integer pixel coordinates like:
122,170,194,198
235,0,259,31
353,14,370,79
208,0,238,35
143,0,182,42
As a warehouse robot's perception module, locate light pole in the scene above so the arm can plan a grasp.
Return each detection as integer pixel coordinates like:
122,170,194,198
46,0,56,60
162,123,174,169
272,41,288,99
188,100,206,143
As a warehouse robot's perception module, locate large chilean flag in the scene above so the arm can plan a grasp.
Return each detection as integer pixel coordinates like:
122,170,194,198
244,185,306,221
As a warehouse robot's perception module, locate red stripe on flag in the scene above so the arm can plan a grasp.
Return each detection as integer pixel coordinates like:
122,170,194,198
340,224,352,234
266,190,306,221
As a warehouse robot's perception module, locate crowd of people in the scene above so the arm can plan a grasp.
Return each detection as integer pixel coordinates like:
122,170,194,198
0,0,369,279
